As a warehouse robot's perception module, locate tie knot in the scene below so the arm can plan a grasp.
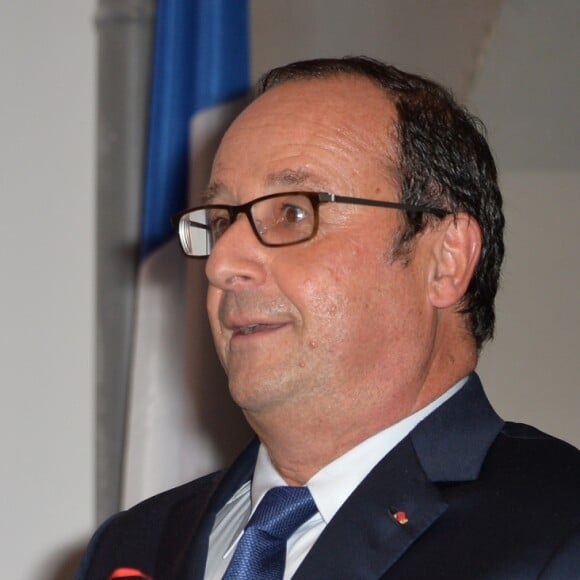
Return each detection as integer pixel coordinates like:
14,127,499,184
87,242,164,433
248,486,317,540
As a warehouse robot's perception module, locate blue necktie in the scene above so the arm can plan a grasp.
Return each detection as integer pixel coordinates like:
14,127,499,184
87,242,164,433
222,486,317,580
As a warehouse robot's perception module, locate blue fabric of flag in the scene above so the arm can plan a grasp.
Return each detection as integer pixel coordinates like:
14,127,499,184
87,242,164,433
141,0,249,258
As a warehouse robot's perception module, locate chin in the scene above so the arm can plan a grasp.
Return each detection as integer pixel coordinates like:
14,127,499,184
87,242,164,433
228,375,296,415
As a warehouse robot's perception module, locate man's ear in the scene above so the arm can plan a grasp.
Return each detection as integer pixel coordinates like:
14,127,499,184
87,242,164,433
428,213,482,309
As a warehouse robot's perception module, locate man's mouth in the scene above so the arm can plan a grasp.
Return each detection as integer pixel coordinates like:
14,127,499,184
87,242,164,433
233,323,286,337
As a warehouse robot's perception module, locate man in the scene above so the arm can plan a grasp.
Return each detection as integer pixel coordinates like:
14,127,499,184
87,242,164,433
77,57,580,579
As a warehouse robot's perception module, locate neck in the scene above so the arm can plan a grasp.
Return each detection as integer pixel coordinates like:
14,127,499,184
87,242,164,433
245,344,477,486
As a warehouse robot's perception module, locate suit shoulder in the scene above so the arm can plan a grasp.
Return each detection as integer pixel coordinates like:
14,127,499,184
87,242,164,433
499,421,579,457
502,421,579,446
490,421,580,490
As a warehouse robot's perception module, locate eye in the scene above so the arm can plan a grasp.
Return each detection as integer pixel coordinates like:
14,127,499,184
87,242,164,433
280,203,308,224
207,209,231,239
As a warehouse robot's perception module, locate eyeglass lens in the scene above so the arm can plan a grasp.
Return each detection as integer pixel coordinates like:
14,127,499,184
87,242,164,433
178,193,317,256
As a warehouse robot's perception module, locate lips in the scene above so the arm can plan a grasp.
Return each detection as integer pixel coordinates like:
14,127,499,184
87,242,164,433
232,322,287,337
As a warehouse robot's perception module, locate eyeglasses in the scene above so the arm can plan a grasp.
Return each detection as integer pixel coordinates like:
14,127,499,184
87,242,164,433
171,191,450,258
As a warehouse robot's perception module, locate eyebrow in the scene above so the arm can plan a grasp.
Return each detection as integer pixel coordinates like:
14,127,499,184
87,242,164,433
201,182,224,204
265,168,325,189
202,168,327,204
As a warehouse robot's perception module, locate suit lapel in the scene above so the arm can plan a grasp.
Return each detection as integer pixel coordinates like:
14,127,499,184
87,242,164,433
293,437,447,579
410,373,504,483
295,374,504,579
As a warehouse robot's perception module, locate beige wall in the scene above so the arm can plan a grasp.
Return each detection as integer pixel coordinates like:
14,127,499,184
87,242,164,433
0,1,95,579
478,171,580,446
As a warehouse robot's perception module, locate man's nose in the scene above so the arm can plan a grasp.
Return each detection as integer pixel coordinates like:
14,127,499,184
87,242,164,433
205,213,267,290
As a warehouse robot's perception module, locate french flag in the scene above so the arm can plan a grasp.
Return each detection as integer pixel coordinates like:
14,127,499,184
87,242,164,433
122,0,252,508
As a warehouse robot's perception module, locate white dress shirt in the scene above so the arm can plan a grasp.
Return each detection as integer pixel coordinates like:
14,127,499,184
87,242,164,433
204,378,467,579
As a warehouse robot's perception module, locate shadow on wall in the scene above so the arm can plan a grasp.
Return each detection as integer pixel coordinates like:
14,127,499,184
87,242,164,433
43,541,86,580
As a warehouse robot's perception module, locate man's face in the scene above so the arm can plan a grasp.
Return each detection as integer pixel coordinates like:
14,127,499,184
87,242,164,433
205,76,437,426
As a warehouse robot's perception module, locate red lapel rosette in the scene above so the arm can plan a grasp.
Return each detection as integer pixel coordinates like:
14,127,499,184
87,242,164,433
108,567,153,580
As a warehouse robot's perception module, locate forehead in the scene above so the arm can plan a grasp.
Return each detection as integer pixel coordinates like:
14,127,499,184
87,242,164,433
208,75,399,201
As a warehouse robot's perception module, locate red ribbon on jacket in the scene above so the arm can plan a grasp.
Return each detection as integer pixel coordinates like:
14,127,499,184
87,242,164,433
108,567,153,580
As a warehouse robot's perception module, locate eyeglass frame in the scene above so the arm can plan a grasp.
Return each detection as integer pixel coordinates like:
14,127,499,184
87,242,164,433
170,191,451,258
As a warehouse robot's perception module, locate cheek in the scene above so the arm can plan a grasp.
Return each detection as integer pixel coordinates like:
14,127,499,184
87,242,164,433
206,288,218,325
206,289,225,345
296,264,364,346
317,261,415,350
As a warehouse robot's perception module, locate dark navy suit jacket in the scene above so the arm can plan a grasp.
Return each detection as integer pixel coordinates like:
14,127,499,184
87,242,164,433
76,375,580,579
